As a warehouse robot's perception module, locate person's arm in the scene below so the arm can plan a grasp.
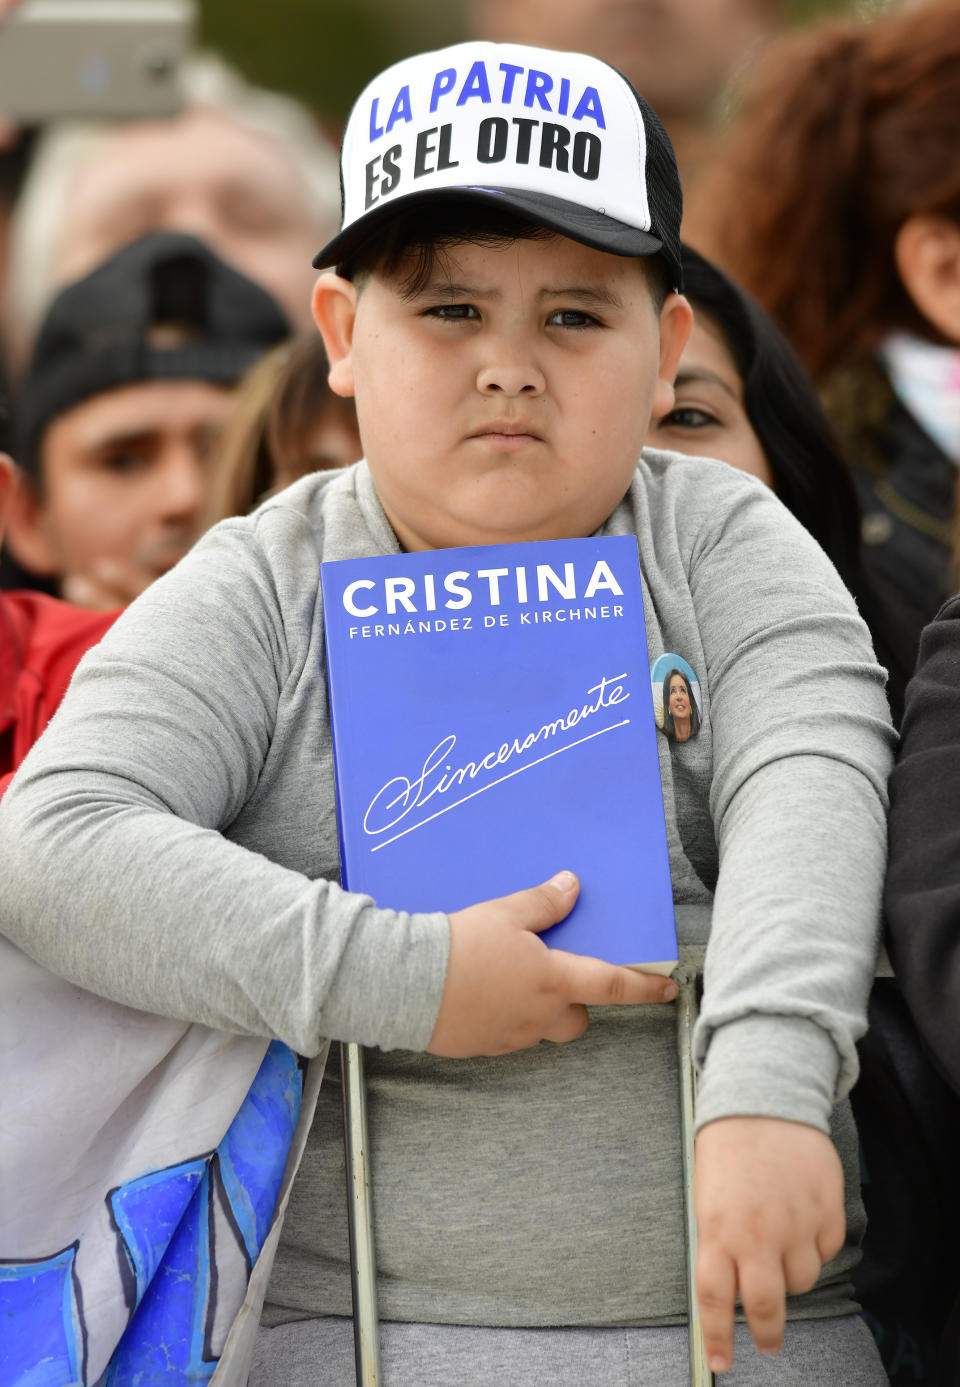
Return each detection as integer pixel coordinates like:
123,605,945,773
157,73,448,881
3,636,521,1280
0,520,451,1055
0,516,673,1060
678,477,895,1369
885,594,960,1095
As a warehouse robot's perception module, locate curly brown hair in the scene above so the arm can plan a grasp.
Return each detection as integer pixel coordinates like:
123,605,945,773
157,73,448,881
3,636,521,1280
688,0,960,378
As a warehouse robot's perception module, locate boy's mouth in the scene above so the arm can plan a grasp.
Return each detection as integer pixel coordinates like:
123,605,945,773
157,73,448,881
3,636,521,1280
469,421,543,448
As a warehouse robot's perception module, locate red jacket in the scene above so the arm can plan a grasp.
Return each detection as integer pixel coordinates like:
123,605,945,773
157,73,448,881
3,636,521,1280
0,590,118,795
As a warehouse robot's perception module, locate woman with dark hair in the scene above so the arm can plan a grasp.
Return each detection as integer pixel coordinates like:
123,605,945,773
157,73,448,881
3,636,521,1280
657,246,860,579
648,244,916,725
687,0,960,680
661,667,700,743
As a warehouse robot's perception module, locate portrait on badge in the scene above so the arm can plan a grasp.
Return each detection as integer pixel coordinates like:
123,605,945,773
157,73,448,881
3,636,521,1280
650,654,702,743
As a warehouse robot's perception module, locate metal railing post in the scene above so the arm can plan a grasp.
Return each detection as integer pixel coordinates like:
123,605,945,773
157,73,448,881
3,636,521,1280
341,1041,382,1387
674,959,714,1387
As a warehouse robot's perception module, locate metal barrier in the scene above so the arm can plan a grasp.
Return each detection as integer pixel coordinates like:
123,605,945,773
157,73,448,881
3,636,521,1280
341,938,893,1387
341,1042,383,1387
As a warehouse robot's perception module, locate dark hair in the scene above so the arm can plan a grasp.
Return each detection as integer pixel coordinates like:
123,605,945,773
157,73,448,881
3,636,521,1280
662,668,700,740
679,244,921,726
690,0,960,376
680,244,862,588
341,197,669,308
16,232,290,484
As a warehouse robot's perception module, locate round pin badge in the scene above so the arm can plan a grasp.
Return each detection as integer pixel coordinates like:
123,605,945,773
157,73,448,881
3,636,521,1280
650,654,702,743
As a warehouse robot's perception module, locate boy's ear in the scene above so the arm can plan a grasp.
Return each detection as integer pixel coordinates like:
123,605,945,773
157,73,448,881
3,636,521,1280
650,292,694,421
312,273,359,398
894,216,960,346
3,462,61,577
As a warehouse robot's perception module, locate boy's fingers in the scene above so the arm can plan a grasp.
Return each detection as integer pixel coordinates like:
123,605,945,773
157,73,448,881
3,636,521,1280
451,872,578,937
816,1207,846,1265
552,949,678,1005
695,1244,737,1375
737,1256,786,1356
541,1003,589,1044
504,876,677,1003
782,1243,821,1296
508,871,581,930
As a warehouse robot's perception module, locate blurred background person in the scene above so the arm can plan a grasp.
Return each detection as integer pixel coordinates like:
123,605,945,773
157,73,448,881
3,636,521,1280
649,247,861,574
3,231,289,609
0,449,116,793
2,53,339,371
205,336,361,525
687,0,960,685
648,244,917,723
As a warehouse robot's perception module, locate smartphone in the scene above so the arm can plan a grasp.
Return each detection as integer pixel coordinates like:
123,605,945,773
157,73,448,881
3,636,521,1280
0,0,196,122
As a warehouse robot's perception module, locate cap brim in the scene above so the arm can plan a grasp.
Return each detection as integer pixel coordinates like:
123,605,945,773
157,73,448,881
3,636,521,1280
312,186,665,270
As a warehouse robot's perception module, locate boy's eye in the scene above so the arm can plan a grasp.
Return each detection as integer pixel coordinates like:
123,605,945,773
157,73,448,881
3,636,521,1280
660,406,719,430
425,303,479,321
546,309,600,329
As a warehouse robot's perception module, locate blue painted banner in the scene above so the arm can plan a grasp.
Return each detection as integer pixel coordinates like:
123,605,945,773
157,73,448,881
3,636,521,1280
2,1042,301,1386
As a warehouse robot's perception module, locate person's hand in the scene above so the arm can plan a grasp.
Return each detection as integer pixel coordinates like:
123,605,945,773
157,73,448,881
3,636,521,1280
694,1115,845,1375
428,870,678,1058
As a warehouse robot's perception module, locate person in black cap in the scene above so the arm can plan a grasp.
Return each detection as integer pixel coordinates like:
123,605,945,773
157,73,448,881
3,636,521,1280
3,231,289,609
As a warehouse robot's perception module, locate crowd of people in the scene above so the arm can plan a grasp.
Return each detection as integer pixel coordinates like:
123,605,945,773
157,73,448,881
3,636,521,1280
1,2,959,1385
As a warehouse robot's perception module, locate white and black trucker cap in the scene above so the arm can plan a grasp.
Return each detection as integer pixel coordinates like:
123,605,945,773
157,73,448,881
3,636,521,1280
313,41,683,290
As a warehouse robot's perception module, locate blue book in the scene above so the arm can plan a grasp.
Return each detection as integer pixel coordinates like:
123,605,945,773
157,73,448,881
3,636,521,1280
320,536,677,972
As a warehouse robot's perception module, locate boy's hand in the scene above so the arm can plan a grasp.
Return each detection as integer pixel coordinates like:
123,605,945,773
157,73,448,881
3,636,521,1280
694,1116,845,1375
428,870,677,1058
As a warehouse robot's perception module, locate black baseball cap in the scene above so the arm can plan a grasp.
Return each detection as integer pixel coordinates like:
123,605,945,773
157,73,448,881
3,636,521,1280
313,41,683,291
16,232,291,476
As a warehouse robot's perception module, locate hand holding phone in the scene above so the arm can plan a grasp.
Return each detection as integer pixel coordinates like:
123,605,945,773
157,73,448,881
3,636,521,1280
0,0,194,122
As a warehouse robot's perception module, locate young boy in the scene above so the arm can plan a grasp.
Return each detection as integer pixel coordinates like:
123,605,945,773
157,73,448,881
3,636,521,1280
0,42,893,1385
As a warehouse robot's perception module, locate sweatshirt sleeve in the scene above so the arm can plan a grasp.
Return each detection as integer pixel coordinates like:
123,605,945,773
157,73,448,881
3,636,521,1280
884,594,960,1096
687,478,896,1134
0,518,450,1057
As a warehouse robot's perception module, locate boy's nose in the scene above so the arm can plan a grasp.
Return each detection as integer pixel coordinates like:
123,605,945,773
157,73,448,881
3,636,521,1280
476,359,546,397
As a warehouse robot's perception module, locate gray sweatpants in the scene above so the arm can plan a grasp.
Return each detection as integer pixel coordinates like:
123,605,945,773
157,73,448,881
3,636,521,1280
248,1314,887,1385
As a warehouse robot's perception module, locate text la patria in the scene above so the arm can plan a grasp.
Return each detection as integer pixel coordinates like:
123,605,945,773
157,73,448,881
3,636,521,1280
363,58,606,209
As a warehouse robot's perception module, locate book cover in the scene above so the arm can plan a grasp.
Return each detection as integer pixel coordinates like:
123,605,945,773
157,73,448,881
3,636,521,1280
320,535,676,972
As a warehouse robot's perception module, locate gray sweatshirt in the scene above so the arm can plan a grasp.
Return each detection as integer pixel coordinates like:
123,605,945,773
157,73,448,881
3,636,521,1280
0,452,895,1328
